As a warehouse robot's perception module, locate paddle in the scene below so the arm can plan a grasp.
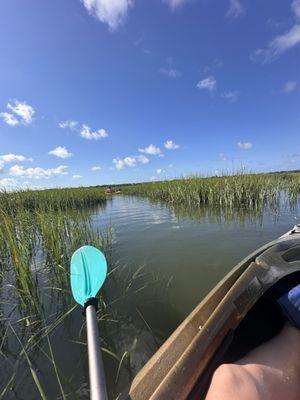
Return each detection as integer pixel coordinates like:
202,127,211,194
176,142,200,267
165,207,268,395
70,245,108,400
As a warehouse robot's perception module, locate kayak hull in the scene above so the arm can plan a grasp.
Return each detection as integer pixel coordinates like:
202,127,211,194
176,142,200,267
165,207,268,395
127,225,300,400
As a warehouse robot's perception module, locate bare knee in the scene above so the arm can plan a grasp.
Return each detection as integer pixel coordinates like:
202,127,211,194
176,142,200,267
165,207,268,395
206,363,260,400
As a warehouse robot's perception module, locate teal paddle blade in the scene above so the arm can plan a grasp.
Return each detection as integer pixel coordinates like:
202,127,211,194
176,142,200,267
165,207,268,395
70,245,107,306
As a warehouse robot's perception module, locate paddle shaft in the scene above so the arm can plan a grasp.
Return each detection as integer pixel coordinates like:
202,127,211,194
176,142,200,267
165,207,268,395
86,305,107,400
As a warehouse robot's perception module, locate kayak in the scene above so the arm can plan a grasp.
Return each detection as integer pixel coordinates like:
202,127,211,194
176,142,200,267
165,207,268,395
105,190,122,195
128,224,300,400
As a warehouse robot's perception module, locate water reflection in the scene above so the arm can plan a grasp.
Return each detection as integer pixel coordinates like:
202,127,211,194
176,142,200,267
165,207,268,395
150,197,297,227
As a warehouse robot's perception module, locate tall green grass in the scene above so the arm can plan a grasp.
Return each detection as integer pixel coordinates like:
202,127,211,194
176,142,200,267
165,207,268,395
0,188,106,311
0,188,107,397
0,187,169,399
122,172,300,216
0,186,106,212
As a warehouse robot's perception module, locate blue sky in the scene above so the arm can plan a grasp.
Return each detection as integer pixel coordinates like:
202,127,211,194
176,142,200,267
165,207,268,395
0,0,299,189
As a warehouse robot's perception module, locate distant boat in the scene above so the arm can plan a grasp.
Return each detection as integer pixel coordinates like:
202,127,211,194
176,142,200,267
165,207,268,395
105,188,122,195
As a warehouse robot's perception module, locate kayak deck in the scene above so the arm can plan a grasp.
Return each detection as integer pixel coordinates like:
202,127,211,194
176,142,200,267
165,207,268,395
126,225,300,400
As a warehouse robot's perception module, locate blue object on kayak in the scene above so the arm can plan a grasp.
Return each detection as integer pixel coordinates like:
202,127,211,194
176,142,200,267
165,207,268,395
277,284,300,329
70,245,107,306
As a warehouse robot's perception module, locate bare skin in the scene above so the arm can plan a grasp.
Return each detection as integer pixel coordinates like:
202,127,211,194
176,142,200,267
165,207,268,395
206,323,300,400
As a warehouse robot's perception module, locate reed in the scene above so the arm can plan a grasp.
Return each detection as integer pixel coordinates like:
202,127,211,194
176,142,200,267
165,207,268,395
0,187,110,397
122,172,300,215
0,186,168,399
0,186,106,212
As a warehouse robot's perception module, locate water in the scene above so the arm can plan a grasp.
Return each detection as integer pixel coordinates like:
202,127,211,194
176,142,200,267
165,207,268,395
2,195,299,399
94,196,298,322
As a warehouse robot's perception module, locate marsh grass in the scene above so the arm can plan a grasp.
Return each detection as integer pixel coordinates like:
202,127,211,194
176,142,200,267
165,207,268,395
0,188,108,398
1,186,106,212
0,189,103,396
0,187,170,399
122,172,300,219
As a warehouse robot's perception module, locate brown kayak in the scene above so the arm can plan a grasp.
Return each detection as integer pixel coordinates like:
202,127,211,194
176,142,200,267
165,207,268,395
126,225,300,400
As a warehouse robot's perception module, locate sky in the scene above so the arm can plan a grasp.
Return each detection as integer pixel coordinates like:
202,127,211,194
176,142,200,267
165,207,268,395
0,0,299,189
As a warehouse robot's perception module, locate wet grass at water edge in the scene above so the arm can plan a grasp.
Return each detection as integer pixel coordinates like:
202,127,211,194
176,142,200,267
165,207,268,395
0,187,169,399
122,172,300,218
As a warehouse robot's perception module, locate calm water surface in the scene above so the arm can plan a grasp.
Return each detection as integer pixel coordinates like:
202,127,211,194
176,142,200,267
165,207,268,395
92,195,298,398
3,195,299,399
93,196,298,322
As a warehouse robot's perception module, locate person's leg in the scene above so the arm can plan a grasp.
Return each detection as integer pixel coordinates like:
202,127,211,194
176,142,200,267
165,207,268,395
205,323,300,400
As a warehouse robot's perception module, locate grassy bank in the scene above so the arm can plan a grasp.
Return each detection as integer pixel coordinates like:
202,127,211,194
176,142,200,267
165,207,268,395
122,172,300,215
0,186,107,212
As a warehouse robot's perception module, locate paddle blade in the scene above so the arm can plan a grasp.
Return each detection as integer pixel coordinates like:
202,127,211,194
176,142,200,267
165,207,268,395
70,245,107,306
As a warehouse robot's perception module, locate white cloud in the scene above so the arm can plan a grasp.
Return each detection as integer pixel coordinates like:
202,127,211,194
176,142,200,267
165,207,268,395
9,165,68,179
270,24,300,55
48,146,73,159
91,166,101,171
220,91,239,102
81,0,133,31
113,154,149,170
292,0,300,20
7,101,35,125
0,179,43,191
162,0,190,10
237,141,253,150
250,2,300,63
80,124,109,140
137,155,150,164
196,76,217,92
156,168,162,174
0,154,33,163
138,144,162,155
0,178,17,190
72,175,82,179
113,157,135,170
219,153,227,161
0,101,35,126
0,112,19,126
59,120,78,130
251,24,300,63
160,68,181,78
226,0,245,18
164,140,180,150
283,81,298,93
